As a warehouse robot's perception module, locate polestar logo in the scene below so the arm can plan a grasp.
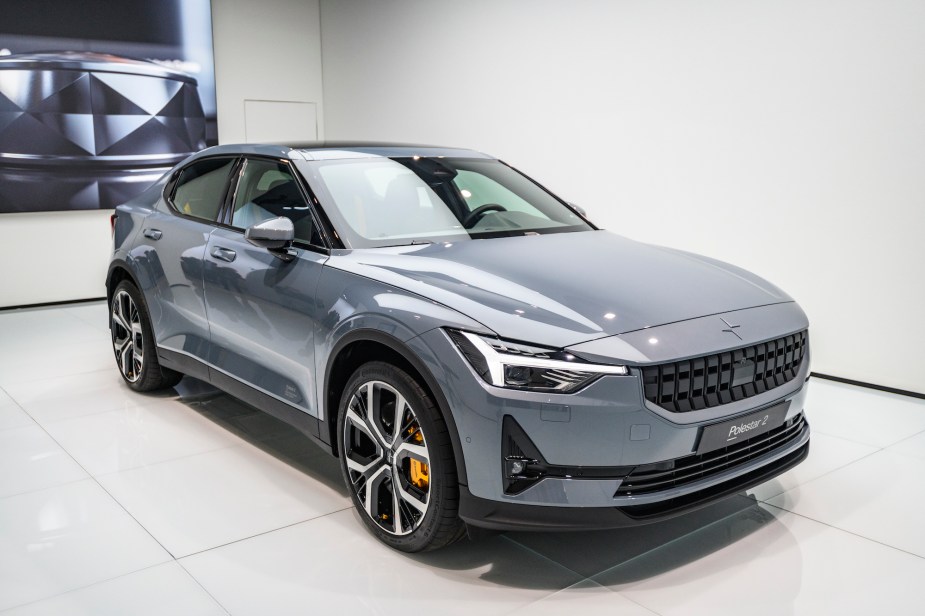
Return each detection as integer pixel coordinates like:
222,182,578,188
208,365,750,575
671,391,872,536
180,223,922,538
721,317,743,340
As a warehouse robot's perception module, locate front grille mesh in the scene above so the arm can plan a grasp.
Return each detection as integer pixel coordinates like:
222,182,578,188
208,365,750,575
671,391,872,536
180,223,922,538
642,330,808,413
615,412,807,497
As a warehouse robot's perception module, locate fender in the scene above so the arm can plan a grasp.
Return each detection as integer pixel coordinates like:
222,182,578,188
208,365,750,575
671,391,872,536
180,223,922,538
106,257,141,302
323,327,469,486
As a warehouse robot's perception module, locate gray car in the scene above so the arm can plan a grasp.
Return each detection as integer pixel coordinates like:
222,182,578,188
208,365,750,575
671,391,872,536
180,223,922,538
107,143,810,552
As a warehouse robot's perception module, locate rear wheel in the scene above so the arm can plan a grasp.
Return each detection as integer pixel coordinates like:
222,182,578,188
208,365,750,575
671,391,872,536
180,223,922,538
110,279,181,392
337,361,465,552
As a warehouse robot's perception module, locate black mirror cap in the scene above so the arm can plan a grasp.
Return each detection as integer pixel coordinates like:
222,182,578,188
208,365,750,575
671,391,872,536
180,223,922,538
245,216,294,249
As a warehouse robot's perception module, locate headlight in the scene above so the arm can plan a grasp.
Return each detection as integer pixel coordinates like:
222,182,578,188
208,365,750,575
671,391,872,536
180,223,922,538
446,329,628,393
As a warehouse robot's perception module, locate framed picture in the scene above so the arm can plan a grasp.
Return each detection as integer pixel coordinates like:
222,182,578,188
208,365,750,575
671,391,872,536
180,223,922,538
0,0,216,213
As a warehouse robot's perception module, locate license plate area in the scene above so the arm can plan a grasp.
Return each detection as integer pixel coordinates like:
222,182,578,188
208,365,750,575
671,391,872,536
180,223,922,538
696,401,791,454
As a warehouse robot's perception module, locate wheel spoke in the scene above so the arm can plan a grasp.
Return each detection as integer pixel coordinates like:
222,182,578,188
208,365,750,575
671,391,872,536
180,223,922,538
131,322,144,364
120,294,132,329
345,406,380,450
344,402,387,512
363,465,389,519
114,335,130,357
391,480,404,533
345,455,378,476
398,414,419,443
365,382,374,419
365,383,392,448
394,441,429,466
395,477,428,514
390,392,407,447
344,444,383,477
112,304,130,333
120,340,134,376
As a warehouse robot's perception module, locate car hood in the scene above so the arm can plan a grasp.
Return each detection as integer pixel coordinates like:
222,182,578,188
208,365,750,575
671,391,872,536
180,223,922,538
327,230,792,348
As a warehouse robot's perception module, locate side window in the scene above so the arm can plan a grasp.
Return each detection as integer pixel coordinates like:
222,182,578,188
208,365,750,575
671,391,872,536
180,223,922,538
171,158,236,221
231,159,323,246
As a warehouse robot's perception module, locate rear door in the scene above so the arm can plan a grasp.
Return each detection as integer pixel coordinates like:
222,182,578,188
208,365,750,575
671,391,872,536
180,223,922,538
139,156,238,371
202,156,329,417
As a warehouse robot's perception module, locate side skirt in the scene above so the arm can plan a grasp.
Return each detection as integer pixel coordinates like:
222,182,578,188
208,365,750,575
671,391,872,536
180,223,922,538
157,347,331,454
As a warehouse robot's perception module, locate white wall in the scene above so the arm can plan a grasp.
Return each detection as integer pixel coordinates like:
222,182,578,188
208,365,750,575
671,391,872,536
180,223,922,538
0,0,325,309
0,210,111,307
320,0,925,394
212,0,324,144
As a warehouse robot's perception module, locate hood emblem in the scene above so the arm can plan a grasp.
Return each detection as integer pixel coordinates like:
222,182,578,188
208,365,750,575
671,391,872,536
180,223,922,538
720,317,743,340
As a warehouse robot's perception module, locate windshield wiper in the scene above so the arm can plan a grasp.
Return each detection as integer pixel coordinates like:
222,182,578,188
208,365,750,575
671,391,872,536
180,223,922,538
375,239,435,248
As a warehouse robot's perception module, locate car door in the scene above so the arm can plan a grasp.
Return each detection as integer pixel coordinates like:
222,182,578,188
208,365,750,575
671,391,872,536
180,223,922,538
202,156,329,418
139,156,238,371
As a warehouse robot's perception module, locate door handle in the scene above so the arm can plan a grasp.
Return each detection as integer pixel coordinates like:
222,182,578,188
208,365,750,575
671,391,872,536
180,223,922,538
210,246,237,262
143,228,162,240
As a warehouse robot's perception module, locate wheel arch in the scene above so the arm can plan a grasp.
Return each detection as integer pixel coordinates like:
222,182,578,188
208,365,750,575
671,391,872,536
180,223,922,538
323,328,468,486
106,259,141,306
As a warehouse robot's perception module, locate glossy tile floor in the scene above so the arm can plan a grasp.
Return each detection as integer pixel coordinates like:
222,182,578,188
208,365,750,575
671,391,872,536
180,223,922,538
1,301,924,615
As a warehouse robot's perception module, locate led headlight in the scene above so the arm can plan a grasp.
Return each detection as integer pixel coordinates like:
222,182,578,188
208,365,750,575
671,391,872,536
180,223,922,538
447,330,627,393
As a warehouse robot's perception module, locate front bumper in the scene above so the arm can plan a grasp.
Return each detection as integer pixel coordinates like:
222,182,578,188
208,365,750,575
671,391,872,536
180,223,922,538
414,322,811,527
460,436,809,531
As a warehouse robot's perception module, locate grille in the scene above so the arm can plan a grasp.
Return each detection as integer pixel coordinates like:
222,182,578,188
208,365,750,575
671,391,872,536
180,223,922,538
642,330,807,413
614,413,807,497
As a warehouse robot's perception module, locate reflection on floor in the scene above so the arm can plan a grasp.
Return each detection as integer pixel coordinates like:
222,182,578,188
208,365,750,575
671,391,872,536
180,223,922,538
1,301,924,615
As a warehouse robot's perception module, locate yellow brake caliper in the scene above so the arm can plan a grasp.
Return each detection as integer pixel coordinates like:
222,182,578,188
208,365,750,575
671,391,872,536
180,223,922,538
408,425,429,490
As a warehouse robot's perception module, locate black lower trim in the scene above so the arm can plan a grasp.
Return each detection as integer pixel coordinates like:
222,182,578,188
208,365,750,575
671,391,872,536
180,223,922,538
620,439,808,519
0,296,106,312
158,347,210,382
209,368,323,442
811,372,924,400
157,347,328,451
459,440,809,532
460,485,640,531
616,414,806,497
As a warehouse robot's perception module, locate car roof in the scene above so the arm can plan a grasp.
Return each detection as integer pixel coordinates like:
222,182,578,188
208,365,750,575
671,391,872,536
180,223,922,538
191,142,494,161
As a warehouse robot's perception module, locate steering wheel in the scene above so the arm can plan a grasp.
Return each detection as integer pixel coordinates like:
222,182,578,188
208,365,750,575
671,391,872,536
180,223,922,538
463,203,507,228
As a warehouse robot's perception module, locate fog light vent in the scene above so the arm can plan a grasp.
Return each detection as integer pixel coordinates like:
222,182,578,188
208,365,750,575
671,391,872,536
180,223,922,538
502,415,548,495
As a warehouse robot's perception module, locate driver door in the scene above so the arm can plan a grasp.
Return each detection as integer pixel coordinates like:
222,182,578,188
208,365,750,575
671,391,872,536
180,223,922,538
202,157,329,419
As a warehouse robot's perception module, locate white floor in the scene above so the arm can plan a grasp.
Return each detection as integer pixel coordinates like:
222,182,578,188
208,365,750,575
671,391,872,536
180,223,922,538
1,301,924,615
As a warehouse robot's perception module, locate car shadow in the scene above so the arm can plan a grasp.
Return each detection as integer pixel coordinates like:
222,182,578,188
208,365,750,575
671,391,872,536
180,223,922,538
170,376,780,589
402,492,777,590
172,376,348,495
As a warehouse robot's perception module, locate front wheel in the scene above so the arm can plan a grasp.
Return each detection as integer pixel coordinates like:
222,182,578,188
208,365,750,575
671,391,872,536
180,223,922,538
336,361,465,552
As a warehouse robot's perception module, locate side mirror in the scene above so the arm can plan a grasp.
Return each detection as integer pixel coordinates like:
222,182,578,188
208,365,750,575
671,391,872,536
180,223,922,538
245,216,294,249
568,202,587,217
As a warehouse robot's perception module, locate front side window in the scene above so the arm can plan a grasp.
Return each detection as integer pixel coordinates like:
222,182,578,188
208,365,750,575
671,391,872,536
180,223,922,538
171,158,236,221
307,157,591,248
230,158,322,246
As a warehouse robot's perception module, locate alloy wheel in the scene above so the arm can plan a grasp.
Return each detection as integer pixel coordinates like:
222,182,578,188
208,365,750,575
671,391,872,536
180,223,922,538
343,380,431,536
111,290,144,382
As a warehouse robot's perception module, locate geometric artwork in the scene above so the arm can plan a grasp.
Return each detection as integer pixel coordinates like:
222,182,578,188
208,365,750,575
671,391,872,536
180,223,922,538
0,52,207,212
0,0,216,213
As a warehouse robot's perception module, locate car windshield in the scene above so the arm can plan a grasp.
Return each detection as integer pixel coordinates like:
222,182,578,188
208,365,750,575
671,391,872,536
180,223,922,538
305,156,592,248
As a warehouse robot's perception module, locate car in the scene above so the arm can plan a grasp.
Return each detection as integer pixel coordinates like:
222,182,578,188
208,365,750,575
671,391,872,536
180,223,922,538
107,142,810,552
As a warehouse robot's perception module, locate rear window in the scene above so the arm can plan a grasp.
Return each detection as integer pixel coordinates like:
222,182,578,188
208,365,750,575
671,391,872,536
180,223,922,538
171,158,236,221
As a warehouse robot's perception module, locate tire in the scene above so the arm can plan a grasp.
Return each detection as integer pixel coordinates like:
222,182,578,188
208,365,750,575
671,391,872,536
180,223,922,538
337,361,466,552
109,279,182,392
